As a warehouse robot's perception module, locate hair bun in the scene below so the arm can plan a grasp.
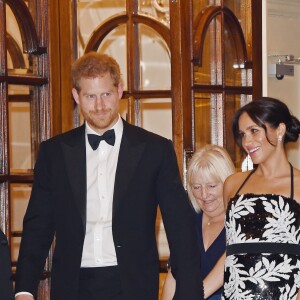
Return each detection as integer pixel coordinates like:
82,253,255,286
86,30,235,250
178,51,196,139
285,116,300,143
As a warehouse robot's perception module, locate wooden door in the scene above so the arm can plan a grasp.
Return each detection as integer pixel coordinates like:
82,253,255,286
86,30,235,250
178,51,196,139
1,0,52,298
0,0,262,299
184,0,262,171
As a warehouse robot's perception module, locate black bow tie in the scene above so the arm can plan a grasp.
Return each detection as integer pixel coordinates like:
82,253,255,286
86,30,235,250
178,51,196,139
88,129,115,150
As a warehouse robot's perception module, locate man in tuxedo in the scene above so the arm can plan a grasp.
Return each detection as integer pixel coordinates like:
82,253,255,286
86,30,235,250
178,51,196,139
15,52,203,300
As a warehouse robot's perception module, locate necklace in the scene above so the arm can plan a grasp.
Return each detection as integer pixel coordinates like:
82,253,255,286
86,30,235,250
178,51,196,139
205,212,224,226
206,217,213,226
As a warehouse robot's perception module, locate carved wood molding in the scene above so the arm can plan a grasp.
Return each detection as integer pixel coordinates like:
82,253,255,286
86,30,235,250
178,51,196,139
84,13,170,53
268,0,300,19
193,6,248,67
6,33,26,68
6,0,39,53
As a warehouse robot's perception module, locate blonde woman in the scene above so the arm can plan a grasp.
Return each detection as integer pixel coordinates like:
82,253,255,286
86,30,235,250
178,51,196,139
161,145,235,300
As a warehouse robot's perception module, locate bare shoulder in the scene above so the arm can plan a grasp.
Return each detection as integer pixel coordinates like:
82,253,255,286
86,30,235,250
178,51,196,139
224,171,251,189
293,166,300,178
224,171,252,203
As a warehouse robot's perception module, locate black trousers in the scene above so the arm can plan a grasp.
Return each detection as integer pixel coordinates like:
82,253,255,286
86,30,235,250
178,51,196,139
78,266,123,300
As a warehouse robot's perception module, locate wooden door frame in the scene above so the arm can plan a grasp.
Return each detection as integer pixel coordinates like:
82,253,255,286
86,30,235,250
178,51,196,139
169,0,193,176
49,0,76,136
252,0,263,99
170,0,262,175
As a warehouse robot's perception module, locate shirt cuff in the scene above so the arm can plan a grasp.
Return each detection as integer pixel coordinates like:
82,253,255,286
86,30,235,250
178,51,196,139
15,292,34,298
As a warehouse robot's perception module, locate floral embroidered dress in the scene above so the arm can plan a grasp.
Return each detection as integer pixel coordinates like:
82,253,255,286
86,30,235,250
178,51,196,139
223,165,300,300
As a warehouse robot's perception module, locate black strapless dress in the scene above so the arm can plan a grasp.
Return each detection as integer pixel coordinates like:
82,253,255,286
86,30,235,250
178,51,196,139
223,166,300,300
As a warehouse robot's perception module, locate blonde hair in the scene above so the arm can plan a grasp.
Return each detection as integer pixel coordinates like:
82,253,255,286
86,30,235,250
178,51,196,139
187,145,235,212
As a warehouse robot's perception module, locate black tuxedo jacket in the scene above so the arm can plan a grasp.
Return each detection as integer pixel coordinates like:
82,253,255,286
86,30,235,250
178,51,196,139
15,120,203,299
0,230,14,300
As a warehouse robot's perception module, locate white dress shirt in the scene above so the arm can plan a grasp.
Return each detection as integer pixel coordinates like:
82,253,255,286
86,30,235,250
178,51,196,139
81,116,123,267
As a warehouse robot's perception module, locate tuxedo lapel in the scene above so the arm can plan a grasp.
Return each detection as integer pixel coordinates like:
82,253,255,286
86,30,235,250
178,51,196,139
113,123,145,219
59,122,145,224
61,125,87,226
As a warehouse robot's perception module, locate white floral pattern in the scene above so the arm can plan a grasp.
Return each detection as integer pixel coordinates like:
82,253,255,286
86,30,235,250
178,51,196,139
223,194,300,300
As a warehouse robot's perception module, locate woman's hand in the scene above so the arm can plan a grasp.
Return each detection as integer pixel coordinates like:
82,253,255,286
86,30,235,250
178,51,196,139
161,269,176,300
203,252,225,299
296,288,300,300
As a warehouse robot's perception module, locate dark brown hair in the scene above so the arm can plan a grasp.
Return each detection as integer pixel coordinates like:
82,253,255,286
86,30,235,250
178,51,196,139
232,97,300,153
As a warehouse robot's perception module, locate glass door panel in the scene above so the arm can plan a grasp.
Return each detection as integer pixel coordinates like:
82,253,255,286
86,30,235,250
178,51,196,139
194,93,224,148
194,93,212,149
224,27,243,86
77,0,126,56
139,98,172,139
225,0,253,60
96,25,128,90
6,5,30,73
8,102,32,173
224,93,252,169
138,24,170,90
193,15,222,85
10,183,31,263
6,3,40,76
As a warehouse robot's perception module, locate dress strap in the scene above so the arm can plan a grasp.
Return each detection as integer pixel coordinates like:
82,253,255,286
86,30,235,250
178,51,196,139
290,162,294,199
234,167,257,196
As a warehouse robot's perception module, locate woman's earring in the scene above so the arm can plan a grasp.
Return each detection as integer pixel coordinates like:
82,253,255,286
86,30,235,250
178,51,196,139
278,135,283,142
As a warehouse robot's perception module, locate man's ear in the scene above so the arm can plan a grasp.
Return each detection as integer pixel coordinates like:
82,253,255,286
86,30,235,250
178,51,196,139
118,82,124,99
72,88,80,104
